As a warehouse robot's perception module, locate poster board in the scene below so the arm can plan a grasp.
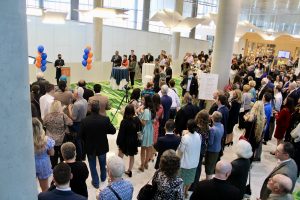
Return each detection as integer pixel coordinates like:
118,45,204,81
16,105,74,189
198,73,219,100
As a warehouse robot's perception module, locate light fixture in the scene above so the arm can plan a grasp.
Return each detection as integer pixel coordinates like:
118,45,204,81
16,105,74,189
26,7,43,16
77,7,128,19
42,11,67,24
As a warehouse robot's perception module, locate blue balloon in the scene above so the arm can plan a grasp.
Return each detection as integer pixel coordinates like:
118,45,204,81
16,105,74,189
84,48,89,55
41,65,46,72
41,53,47,60
38,45,44,53
82,60,87,66
41,60,47,66
83,54,88,60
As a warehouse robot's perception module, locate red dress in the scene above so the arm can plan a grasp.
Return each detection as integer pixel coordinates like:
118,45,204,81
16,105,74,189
274,108,292,140
153,105,164,144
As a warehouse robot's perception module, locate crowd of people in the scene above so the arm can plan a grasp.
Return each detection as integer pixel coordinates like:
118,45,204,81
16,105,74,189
30,49,300,200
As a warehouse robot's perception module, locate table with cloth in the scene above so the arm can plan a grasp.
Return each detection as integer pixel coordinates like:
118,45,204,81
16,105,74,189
142,63,155,85
110,67,129,90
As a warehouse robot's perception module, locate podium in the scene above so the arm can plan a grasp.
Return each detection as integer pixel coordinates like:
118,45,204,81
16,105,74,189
61,67,71,88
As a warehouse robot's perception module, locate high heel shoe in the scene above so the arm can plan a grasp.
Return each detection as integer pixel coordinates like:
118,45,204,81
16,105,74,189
125,170,132,177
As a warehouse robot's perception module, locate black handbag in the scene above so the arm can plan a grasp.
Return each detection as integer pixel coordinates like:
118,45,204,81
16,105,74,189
62,115,76,143
137,175,157,200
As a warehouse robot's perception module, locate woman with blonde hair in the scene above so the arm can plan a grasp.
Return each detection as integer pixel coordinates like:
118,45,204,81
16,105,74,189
33,118,55,192
248,80,256,102
43,100,73,167
243,101,265,162
238,84,253,129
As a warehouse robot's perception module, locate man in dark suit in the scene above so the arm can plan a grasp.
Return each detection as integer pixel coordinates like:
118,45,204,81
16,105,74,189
260,142,298,200
54,54,65,85
145,52,154,63
175,93,199,136
284,82,299,106
154,119,181,169
190,160,240,200
180,69,198,97
38,163,86,200
78,80,94,102
80,101,116,189
111,50,122,67
32,72,49,96
258,78,273,100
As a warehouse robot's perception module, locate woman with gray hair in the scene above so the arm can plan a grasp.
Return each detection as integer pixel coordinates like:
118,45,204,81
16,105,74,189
152,149,184,200
227,140,252,199
205,111,224,180
98,155,133,200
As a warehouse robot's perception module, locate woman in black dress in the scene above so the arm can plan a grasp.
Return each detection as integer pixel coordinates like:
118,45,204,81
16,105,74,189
153,68,160,93
117,104,141,177
226,89,242,146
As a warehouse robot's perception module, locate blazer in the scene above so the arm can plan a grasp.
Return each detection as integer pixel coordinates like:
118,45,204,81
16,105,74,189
153,134,181,169
175,103,199,135
145,54,154,63
111,55,122,67
190,178,240,200
38,189,86,200
285,89,299,106
260,159,298,200
227,158,251,199
180,76,198,97
258,84,273,100
218,105,229,135
88,94,110,116
80,113,116,155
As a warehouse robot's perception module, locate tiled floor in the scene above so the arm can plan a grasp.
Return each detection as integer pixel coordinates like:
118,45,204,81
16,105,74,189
38,128,300,200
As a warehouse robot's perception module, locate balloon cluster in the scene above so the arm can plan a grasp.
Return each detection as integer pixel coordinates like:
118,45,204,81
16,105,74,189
82,46,93,70
35,45,47,72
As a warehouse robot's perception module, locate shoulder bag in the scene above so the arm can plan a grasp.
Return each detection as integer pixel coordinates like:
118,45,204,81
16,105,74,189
137,173,157,200
108,185,122,200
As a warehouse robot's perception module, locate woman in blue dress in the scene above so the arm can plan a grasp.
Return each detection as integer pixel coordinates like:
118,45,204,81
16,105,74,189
32,118,55,192
137,94,155,171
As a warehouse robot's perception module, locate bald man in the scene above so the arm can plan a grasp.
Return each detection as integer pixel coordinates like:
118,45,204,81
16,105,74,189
190,160,240,200
266,174,293,200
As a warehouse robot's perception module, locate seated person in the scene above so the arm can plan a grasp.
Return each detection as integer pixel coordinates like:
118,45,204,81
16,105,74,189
122,55,129,68
98,156,133,200
61,142,89,198
38,163,86,200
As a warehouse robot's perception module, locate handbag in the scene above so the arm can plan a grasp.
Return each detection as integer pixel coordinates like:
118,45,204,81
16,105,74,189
137,175,157,200
62,114,75,143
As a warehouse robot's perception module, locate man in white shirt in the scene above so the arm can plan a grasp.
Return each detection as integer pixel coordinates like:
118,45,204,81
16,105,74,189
39,83,55,120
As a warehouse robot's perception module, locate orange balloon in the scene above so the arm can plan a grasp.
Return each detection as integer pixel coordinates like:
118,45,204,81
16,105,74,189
37,52,42,56
87,58,92,64
88,52,93,58
36,56,42,61
35,62,41,68
86,45,91,51
87,64,92,70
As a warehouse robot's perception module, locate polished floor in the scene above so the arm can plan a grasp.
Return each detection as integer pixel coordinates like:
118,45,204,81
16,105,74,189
38,127,300,200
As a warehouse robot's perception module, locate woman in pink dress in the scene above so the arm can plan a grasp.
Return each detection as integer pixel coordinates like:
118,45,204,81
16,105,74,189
153,94,164,144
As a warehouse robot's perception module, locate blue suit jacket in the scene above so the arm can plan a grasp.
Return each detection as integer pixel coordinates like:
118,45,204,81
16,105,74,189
38,189,86,200
154,134,181,169
218,105,229,135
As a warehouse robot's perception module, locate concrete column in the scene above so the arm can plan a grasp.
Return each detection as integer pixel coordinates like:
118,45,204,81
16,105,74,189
189,0,198,39
170,0,183,60
211,0,241,89
70,0,79,21
133,0,138,29
0,1,37,199
142,0,151,31
39,0,44,9
93,0,103,61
